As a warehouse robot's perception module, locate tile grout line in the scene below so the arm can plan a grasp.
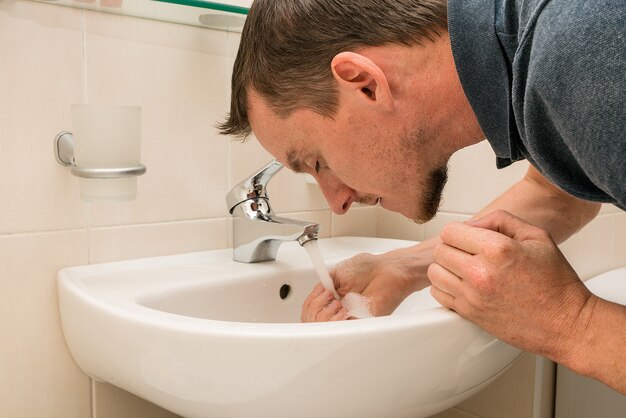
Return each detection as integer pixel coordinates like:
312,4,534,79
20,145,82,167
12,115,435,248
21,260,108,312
0,227,89,239
90,378,96,418
89,217,231,232
81,7,93,266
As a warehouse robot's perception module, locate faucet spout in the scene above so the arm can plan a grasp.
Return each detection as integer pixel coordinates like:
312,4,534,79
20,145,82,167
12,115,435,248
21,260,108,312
227,160,320,263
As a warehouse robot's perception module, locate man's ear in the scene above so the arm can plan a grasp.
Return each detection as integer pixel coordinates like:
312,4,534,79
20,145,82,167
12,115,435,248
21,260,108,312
331,52,394,111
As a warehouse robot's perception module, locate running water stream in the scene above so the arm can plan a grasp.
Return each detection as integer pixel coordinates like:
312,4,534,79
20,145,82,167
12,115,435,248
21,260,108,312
303,240,373,319
303,240,340,299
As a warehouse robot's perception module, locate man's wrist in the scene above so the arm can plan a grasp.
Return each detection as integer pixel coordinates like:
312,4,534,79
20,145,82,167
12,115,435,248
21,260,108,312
558,293,600,377
393,242,435,293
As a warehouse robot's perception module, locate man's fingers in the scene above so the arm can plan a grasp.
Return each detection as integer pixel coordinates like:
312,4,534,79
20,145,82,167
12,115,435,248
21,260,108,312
440,221,507,255
440,210,537,255
466,210,542,242
317,300,344,322
301,284,331,322
301,284,324,318
427,262,463,297
430,285,456,311
432,242,474,279
329,307,350,321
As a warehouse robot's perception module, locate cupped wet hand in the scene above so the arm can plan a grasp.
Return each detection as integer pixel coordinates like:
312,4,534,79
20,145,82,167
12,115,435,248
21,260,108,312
301,283,350,322
428,210,595,359
301,250,428,322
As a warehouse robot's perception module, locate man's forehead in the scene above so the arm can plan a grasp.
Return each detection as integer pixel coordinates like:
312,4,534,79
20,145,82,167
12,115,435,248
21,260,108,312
247,92,322,175
247,93,276,128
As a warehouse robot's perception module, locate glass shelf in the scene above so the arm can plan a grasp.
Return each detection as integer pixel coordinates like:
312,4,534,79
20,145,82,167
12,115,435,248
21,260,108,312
33,0,250,32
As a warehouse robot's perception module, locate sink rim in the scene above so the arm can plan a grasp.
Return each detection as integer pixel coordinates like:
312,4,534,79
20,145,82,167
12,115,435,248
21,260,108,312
60,267,464,336
58,236,473,334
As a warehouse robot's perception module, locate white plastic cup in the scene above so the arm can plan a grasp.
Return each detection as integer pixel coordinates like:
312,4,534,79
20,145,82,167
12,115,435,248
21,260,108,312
71,104,142,202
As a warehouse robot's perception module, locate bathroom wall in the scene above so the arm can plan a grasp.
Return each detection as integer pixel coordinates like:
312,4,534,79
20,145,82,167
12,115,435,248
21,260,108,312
1,1,624,418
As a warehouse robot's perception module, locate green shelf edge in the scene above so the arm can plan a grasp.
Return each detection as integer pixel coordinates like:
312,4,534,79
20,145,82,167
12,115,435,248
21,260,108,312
152,0,249,15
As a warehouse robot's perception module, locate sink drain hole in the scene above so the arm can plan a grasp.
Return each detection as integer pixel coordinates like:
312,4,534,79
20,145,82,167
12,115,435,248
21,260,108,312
279,284,291,300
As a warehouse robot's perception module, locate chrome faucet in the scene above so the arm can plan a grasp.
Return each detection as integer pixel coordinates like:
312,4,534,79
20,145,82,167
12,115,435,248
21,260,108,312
226,159,320,263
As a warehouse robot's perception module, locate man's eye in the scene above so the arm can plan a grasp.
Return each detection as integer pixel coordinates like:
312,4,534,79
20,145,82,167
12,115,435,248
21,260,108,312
314,161,321,173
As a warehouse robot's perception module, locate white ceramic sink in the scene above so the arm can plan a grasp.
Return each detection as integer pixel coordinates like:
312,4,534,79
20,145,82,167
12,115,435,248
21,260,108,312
58,237,521,418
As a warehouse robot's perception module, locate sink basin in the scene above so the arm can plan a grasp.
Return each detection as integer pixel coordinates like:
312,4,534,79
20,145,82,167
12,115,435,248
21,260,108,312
58,237,521,418
584,267,626,305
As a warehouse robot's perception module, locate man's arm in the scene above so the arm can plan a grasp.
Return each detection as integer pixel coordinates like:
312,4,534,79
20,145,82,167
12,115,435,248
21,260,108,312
378,164,601,298
571,295,626,394
404,164,600,289
303,164,601,319
470,165,601,243
427,167,625,394
431,210,626,394
406,163,601,290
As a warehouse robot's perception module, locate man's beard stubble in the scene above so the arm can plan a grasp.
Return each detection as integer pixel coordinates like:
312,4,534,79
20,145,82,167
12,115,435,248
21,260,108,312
400,124,449,224
413,163,448,224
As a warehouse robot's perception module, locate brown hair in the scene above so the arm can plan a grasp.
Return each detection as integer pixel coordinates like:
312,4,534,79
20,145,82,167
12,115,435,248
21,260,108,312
218,0,448,139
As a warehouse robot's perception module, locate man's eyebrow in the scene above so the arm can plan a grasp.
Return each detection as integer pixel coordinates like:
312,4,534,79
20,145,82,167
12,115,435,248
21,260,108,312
285,149,304,173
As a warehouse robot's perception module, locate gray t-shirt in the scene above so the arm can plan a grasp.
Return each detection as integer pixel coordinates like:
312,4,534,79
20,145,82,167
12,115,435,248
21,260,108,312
448,0,626,210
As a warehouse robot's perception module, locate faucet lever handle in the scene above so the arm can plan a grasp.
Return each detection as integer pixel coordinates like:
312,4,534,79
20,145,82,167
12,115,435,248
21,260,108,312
226,159,283,212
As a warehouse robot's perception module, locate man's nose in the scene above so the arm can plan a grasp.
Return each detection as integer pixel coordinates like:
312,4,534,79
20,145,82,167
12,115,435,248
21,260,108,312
318,176,356,215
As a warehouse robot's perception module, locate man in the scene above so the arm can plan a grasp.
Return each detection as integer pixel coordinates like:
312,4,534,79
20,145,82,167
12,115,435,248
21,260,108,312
219,0,625,394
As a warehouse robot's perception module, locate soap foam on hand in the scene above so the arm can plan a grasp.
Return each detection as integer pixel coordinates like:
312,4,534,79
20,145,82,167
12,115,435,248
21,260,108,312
341,292,374,319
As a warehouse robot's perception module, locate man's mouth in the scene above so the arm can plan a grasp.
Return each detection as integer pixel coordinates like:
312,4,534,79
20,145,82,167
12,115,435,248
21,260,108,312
358,196,382,206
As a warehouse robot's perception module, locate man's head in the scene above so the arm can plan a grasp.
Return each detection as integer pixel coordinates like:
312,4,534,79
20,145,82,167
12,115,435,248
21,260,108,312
219,0,448,139
220,0,483,222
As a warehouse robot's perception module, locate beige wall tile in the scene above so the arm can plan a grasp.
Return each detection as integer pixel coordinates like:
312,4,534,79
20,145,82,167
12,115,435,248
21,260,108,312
83,11,231,226
376,207,424,242
332,206,377,237
599,203,622,215
0,231,91,418
89,218,228,263
559,215,615,281
94,382,181,418
82,7,228,55
456,352,536,418
611,213,626,269
227,30,242,59
270,167,331,212
442,141,529,215
227,216,234,248
0,1,88,234
228,136,274,189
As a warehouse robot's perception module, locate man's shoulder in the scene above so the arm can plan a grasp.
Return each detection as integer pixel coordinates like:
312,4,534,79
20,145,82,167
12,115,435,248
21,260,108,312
518,0,624,103
512,0,626,207
522,0,624,53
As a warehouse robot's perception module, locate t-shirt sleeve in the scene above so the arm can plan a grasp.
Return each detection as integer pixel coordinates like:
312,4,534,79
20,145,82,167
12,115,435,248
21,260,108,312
514,0,626,208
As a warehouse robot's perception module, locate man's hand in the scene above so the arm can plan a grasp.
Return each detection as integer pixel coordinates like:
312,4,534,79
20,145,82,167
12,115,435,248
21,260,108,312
428,210,596,360
301,248,430,322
